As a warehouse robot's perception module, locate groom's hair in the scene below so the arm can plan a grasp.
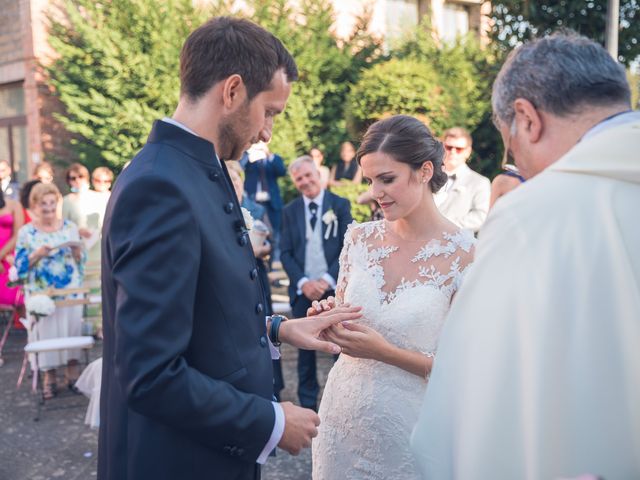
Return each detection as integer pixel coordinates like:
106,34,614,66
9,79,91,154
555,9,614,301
180,16,298,101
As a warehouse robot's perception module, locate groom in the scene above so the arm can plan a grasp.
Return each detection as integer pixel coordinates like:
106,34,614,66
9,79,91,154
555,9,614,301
99,17,360,480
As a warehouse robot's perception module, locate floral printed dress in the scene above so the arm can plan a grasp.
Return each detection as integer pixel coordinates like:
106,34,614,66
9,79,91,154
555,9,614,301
15,220,86,369
15,220,85,295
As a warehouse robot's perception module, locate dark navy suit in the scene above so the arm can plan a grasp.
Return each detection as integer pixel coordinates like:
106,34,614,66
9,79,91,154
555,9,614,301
280,191,351,409
242,154,286,260
99,121,274,480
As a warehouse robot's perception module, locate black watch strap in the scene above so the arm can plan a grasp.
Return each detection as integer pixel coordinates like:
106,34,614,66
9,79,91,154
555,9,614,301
268,315,287,347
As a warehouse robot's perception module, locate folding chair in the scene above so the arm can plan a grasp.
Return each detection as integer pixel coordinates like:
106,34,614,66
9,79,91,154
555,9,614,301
17,287,98,420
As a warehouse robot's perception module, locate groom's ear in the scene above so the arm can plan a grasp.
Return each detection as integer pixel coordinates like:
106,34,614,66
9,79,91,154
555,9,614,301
221,74,248,110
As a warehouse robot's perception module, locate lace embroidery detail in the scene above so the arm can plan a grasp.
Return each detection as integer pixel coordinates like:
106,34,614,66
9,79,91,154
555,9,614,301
314,220,476,480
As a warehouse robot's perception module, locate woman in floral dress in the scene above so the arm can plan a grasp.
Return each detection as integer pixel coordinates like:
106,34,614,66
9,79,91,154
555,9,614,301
15,183,86,398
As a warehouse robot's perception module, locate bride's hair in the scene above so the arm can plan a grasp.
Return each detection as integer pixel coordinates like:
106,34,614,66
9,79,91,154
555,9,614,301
356,115,447,193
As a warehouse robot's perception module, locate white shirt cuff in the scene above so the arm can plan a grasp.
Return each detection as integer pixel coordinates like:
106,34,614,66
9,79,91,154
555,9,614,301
256,402,285,464
265,316,281,360
321,273,336,291
296,277,310,296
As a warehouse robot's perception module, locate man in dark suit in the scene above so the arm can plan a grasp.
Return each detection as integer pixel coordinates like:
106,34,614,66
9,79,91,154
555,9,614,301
0,160,19,200
99,17,360,480
280,156,353,411
241,143,286,261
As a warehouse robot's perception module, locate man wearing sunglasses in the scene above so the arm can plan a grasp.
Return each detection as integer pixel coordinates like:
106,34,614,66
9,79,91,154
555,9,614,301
434,127,490,232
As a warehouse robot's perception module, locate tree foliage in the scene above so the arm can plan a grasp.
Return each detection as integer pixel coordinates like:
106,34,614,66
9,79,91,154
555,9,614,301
491,0,640,65
45,0,382,170
46,0,206,170
347,30,502,177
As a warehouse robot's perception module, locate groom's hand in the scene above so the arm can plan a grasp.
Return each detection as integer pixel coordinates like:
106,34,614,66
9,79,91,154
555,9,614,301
278,402,320,455
279,306,362,354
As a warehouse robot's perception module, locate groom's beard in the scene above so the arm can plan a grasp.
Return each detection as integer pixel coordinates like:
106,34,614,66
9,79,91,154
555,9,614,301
218,103,256,161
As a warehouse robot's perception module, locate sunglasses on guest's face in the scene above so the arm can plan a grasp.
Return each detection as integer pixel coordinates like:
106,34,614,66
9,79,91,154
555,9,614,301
68,175,84,181
93,178,111,184
444,144,468,153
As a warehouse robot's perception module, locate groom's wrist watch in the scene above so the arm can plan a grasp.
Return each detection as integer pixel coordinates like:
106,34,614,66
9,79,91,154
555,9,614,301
268,314,287,347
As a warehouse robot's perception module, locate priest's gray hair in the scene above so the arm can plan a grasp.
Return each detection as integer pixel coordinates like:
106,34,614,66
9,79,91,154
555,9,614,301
288,155,317,175
492,31,631,127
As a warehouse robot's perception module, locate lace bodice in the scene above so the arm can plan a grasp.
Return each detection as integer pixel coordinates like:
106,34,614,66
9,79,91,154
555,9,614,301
313,220,475,479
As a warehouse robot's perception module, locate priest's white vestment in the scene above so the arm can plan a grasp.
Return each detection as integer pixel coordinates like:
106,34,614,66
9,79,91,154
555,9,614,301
411,116,640,480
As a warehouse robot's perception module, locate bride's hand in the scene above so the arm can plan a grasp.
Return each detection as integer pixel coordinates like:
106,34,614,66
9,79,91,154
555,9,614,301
279,306,363,354
306,296,338,316
324,321,392,361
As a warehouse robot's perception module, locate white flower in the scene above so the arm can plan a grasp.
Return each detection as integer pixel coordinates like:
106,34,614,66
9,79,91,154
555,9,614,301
25,294,56,317
8,265,18,283
241,207,254,231
322,209,337,225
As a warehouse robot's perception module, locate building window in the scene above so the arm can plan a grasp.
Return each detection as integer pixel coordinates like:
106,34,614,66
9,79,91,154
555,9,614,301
0,83,28,183
441,2,470,43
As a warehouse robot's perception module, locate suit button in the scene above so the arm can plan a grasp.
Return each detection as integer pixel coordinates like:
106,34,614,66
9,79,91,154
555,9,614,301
260,335,267,348
224,202,234,214
223,445,232,454
238,234,248,246
256,303,264,314
208,170,220,181
236,448,245,456
250,268,258,280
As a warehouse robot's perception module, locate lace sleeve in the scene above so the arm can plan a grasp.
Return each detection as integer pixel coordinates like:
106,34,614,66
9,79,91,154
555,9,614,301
335,222,358,304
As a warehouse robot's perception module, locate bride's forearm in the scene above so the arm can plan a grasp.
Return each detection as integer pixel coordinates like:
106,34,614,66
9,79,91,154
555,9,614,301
377,344,433,379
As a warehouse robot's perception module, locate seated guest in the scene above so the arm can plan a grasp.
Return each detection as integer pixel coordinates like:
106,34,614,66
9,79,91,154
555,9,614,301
32,161,55,184
329,141,362,186
434,127,491,232
281,155,352,410
20,180,41,224
15,183,86,399
490,164,525,208
0,188,25,328
227,160,284,400
62,163,106,264
310,147,330,189
0,160,19,200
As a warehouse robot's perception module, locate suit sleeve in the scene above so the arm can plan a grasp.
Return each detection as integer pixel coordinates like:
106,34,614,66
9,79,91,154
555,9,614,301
459,176,490,232
270,154,287,178
280,205,305,289
327,198,353,282
108,174,274,463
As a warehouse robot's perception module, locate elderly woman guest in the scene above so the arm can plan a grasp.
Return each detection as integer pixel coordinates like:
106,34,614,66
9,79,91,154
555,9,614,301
15,183,86,399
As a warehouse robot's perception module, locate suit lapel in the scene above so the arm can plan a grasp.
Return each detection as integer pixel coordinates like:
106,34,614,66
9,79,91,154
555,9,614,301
321,191,332,245
296,197,306,243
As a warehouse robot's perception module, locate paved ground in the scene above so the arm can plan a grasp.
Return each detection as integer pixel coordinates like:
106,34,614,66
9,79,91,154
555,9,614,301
0,324,334,480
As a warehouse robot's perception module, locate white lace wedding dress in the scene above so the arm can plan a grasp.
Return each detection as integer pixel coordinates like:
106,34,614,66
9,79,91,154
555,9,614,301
312,220,475,479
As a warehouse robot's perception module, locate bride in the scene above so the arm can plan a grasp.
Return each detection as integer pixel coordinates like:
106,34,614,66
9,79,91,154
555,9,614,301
312,115,475,479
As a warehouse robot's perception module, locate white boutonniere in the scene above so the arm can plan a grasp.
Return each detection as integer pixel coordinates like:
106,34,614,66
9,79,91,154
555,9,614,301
241,207,254,231
322,208,338,240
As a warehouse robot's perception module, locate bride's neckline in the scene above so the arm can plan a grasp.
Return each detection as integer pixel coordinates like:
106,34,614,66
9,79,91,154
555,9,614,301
381,220,460,245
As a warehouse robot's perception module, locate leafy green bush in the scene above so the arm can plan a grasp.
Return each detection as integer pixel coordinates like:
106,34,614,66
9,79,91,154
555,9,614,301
45,0,381,170
347,30,503,178
329,183,371,224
